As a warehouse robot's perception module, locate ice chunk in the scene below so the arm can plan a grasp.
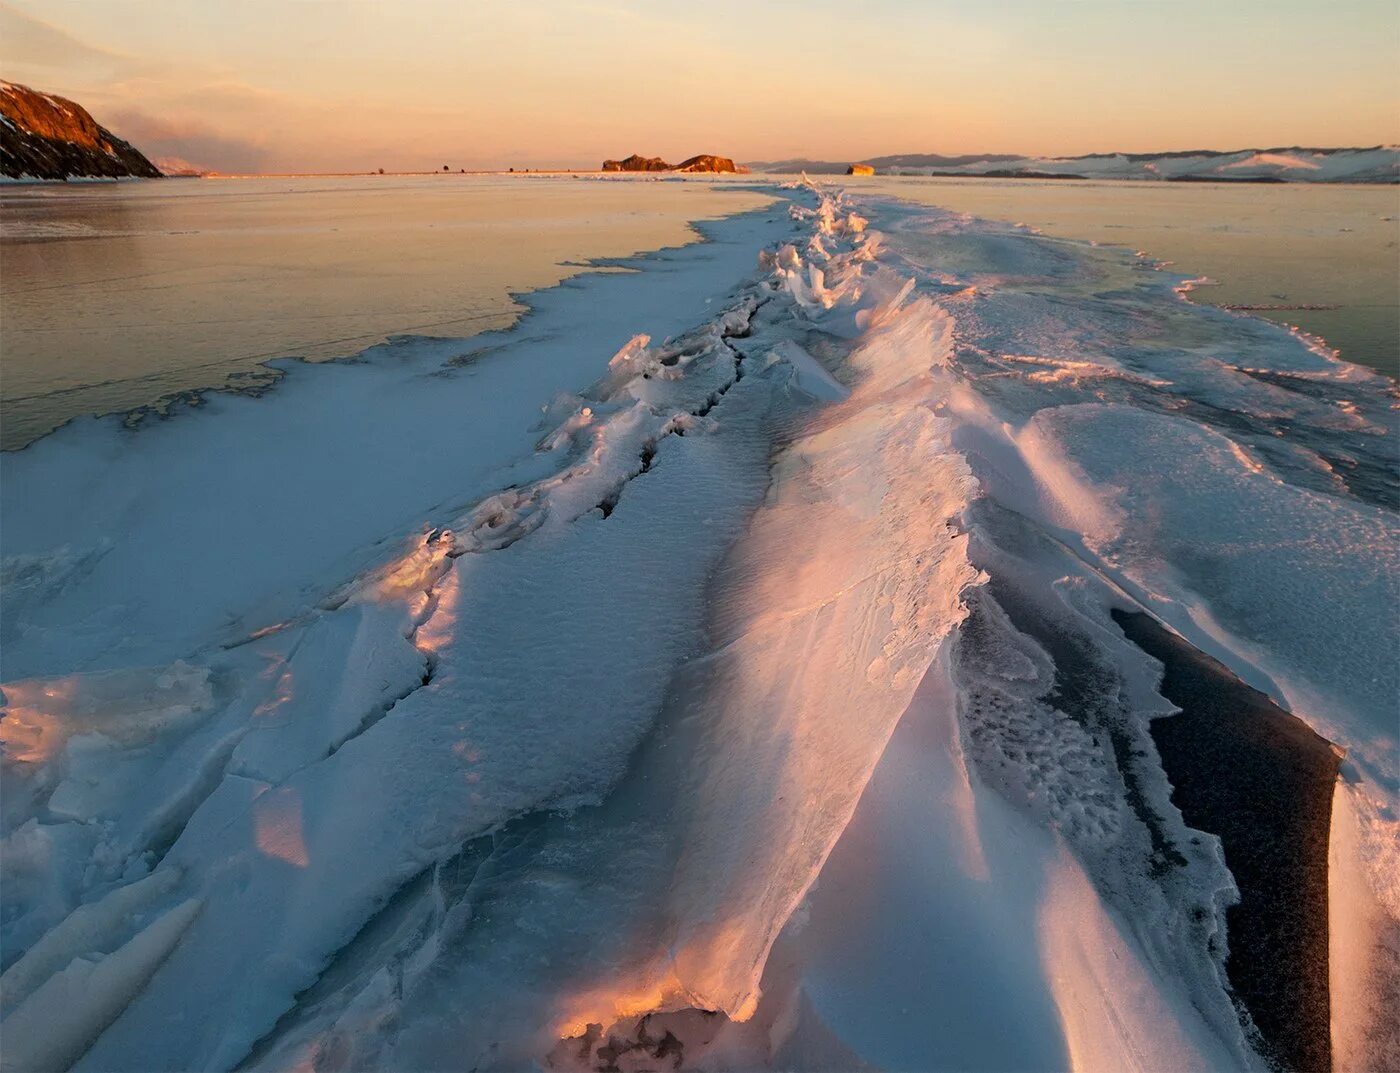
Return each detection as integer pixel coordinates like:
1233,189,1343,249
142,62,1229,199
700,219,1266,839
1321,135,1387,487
760,340,849,402
0,897,201,1073
229,604,426,784
0,869,182,1015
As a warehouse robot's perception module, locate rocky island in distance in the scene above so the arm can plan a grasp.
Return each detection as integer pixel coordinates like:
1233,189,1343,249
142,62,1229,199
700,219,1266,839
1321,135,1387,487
601,152,745,174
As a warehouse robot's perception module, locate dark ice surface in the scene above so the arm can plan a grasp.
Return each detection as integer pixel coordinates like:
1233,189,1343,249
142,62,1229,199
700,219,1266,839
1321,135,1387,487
1113,609,1342,1073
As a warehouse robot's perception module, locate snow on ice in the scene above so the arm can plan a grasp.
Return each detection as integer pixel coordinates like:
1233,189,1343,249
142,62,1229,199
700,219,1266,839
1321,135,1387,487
2,178,1396,1073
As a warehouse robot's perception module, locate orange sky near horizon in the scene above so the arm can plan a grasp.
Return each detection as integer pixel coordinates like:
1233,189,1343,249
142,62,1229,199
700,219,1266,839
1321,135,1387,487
2,0,1396,175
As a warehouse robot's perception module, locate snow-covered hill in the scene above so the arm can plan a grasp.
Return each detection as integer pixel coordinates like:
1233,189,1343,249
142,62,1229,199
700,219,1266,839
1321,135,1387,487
753,145,1399,182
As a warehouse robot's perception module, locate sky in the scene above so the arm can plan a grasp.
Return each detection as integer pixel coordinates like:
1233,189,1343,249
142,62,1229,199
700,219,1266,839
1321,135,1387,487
2,0,1397,174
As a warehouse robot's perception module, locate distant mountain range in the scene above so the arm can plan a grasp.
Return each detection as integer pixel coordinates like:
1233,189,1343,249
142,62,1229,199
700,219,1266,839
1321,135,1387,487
747,147,1399,183
1,80,162,181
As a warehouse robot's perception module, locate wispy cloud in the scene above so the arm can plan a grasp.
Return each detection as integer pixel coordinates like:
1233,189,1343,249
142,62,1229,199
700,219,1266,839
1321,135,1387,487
106,109,270,173
0,4,153,84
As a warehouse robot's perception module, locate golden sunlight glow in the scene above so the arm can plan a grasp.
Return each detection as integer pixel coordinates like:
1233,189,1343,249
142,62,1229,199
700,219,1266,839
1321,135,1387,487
412,560,461,658
253,787,310,868
252,666,296,720
0,677,80,763
554,967,688,1040
364,535,451,604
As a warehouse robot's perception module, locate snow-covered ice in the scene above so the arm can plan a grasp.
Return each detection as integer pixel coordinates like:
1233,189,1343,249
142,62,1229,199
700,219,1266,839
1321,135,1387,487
2,178,1396,1072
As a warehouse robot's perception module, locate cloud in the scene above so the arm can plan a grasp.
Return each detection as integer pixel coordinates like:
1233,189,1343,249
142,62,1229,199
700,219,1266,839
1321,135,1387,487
0,4,153,84
0,5,263,171
151,155,204,176
107,109,270,174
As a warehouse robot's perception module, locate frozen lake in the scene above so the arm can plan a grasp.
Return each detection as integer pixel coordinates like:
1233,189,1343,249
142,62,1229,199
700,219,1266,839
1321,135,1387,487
0,176,1396,1073
2,174,1395,450
0,175,773,447
863,175,1400,378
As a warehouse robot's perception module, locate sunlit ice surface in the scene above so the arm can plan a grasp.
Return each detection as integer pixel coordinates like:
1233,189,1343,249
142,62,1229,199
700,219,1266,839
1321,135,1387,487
860,175,1400,379
0,177,1395,1073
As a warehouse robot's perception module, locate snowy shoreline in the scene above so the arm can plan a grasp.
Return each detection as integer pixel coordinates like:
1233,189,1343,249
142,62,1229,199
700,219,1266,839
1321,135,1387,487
2,181,1396,1072
0,185,778,454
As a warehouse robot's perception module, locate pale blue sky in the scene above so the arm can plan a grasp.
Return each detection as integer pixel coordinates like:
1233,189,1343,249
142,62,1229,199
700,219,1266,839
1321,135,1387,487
2,0,1395,172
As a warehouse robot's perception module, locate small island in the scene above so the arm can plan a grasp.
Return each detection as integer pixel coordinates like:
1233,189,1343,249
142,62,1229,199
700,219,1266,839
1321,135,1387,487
601,152,742,174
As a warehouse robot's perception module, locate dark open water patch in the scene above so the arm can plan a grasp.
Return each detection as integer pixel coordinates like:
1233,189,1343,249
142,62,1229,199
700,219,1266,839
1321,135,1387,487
1112,610,1342,1073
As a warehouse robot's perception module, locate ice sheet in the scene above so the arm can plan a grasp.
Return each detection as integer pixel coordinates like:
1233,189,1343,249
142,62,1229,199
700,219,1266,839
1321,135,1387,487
3,178,1395,1072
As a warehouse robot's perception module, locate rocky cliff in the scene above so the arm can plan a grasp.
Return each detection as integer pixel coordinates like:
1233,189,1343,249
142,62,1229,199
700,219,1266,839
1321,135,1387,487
602,154,671,172
1,80,162,180
674,154,739,173
601,152,739,174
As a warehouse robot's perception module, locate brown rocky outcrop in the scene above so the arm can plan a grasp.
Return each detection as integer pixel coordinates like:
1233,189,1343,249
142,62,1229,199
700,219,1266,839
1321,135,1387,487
600,153,739,174
0,80,162,180
601,154,672,172
674,154,737,173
